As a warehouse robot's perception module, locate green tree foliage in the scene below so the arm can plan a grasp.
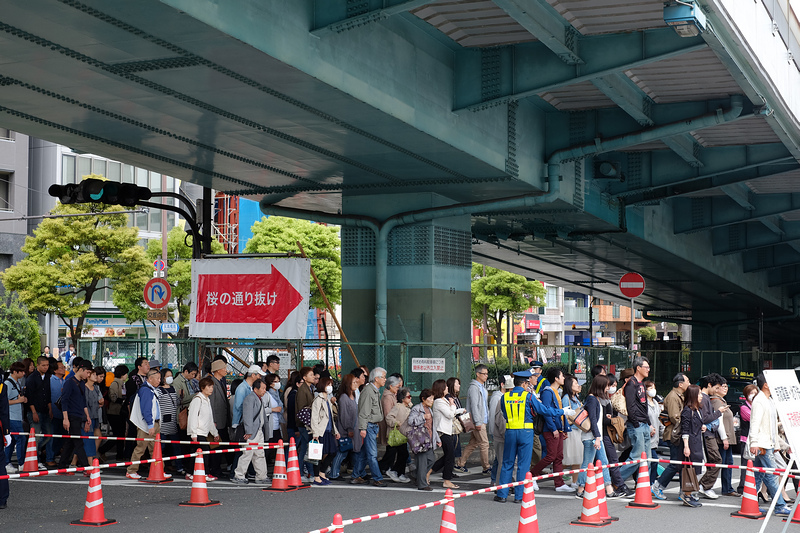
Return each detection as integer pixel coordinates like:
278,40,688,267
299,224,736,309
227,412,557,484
0,295,40,363
2,175,151,342
146,225,225,332
471,263,546,343
637,326,657,342
243,216,341,309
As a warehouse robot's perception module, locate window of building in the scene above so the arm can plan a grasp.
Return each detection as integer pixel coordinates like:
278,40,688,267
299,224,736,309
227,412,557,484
545,287,558,308
0,172,10,211
612,303,620,318
77,156,91,180
122,164,134,183
92,159,106,178
107,161,121,182
136,168,148,187
150,172,161,192
62,155,76,184
0,128,11,140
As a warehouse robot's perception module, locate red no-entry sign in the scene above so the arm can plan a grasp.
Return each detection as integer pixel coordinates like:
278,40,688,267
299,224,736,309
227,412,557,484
619,272,645,299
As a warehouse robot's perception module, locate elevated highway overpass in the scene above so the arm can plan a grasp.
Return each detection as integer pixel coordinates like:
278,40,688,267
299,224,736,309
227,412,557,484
1,0,799,360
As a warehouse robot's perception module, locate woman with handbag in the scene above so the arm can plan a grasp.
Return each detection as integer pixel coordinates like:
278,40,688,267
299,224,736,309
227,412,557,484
309,377,339,485
329,374,359,481
406,389,440,491
156,368,184,475
680,384,704,508
601,374,628,498
384,388,412,483
446,377,466,472
295,367,317,481
737,384,756,496
430,379,461,490
187,376,220,481
644,380,663,483
377,375,402,477
576,375,613,498
562,374,584,488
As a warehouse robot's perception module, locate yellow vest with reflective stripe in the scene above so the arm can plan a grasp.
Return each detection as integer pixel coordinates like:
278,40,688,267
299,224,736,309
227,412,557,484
504,390,533,430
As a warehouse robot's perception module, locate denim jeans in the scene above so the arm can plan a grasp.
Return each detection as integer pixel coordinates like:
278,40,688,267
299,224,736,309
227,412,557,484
649,448,659,483
753,448,786,507
5,420,24,467
577,438,611,487
298,427,315,478
352,446,367,479
656,441,683,489
362,423,383,482
719,443,734,494
619,422,651,481
329,449,351,479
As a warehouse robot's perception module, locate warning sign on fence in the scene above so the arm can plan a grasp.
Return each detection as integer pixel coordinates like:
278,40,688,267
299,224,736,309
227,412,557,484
411,358,446,373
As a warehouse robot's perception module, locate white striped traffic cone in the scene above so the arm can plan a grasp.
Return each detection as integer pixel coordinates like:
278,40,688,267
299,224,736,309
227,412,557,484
439,488,457,533
70,459,116,527
179,449,220,507
517,472,539,533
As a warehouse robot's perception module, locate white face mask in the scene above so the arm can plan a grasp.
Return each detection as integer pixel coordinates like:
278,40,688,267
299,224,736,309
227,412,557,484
647,388,656,398
325,385,333,394
748,394,755,401
165,376,173,385
272,382,281,390
608,386,617,395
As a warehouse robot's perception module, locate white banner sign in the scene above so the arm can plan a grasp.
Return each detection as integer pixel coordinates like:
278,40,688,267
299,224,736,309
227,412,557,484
764,370,800,458
411,358,446,373
189,258,310,339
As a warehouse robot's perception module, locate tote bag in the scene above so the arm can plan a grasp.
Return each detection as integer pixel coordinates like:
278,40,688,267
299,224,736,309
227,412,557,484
681,463,699,493
308,439,323,461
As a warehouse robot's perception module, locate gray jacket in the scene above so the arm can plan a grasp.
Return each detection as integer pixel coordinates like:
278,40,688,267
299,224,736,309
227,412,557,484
210,375,230,431
358,383,383,430
466,379,488,427
242,392,264,437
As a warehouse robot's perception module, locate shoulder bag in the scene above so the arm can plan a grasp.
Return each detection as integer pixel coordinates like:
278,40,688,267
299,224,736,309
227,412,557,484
407,424,433,454
570,408,591,432
457,412,476,433
387,423,408,447
297,406,312,427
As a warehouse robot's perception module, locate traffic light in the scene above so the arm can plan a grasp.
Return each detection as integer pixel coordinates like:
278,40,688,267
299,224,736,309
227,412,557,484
48,178,152,207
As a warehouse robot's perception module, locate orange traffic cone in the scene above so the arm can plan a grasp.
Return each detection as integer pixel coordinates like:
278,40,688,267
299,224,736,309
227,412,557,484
571,464,611,527
287,437,309,490
627,452,659,509
264,439,295,492
517,472,539,533
140,436,173,484
179,449,221,507
439,488,457,533
784,503,800,524
70,459,117,527
732,460,765,519
594,460,618,522
22,428,40,472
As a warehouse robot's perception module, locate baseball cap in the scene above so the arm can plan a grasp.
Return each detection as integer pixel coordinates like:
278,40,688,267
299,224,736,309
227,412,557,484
247,364,266,376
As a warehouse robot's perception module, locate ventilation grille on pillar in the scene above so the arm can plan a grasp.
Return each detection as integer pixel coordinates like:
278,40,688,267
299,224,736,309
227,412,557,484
434,227,471,268
388,225,431,265
342,227,375,267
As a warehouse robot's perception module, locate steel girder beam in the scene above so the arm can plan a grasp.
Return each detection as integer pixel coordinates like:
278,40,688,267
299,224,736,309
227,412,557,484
493,0,582,65
720,182,755,210
743,244,800,272
454,28,707,111
712,219,800,255
611,143,797,205
674,191,800,236
311,0,431,36
589,72,703,166
767,266,800,287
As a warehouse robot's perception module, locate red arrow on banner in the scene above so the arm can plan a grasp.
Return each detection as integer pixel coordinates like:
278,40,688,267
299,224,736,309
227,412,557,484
195,265,304,330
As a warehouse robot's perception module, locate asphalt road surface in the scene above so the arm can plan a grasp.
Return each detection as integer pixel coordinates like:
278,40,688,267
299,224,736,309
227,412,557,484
1,464,795,532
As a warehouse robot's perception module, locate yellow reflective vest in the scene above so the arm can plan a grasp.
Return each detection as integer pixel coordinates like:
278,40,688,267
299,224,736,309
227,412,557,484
504,390,533,430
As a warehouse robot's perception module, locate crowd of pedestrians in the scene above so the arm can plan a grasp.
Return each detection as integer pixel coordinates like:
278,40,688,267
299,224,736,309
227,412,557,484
0,350,797,522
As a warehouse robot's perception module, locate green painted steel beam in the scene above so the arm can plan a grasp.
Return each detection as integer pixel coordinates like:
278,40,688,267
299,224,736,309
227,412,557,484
767,266,800,287
712,219,800,255
674,192,800,235
720,182,755,210
493,0,582,65
454,28,707,112
743,244,800,273
311,0,432,36
662,135,703,167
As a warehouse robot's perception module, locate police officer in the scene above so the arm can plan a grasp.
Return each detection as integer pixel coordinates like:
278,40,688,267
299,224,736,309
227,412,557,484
495,370,574,503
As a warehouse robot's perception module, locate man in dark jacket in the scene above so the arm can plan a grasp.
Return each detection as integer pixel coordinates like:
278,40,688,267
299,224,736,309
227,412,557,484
26,356,52,463
208,359,230,478
57,360,93,471
0,377,11,509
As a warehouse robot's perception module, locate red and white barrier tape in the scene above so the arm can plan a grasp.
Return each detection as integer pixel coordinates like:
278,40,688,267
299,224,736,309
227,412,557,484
8,431,273,447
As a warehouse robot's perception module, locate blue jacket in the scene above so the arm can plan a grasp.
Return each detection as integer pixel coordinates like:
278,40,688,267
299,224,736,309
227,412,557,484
501,386,565,426
61,376,87,419
540,386,568,432
232,381,253,426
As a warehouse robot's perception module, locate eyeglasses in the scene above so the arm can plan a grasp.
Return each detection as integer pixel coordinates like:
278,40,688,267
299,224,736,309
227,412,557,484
477,371,488,375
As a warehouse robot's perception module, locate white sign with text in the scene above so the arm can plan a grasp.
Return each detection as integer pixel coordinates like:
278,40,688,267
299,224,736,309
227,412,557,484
411,358,446,373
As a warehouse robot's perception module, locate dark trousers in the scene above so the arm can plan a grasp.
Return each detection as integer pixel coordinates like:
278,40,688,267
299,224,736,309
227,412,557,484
380,444,409,475
58,416,89,468
700,433,722,490
0,442,8,505
602,434,625,488
656,441,683,489
98,413,126,457
123,420,137,460
531,432,565,487
207,428,226,477
432,433,455,481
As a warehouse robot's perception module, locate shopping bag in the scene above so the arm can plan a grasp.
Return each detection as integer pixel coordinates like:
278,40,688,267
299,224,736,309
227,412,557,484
308,439,323,460
681,464,699,493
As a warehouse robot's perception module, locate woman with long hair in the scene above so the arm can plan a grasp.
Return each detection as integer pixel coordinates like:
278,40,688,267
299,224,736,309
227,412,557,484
429,379,459,490
329,374,359,481
575,375,613,498
309,377,339,485
562,374,583,488
737,383,757,495
446,377,465,472
680,384,704,508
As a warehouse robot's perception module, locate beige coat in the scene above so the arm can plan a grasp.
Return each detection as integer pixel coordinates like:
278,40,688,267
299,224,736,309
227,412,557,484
310,392,338,439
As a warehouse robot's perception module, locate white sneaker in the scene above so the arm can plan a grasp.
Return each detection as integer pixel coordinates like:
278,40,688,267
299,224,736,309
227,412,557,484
386,470,400,483
699,487,719,499
397,474,411,483
556,484,577,493
531,480,539,491
5,464,17,473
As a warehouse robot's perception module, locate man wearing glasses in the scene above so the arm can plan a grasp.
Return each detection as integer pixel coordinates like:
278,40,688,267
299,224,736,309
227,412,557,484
357,367,387,487
456,365,492,475
617,356,653,484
